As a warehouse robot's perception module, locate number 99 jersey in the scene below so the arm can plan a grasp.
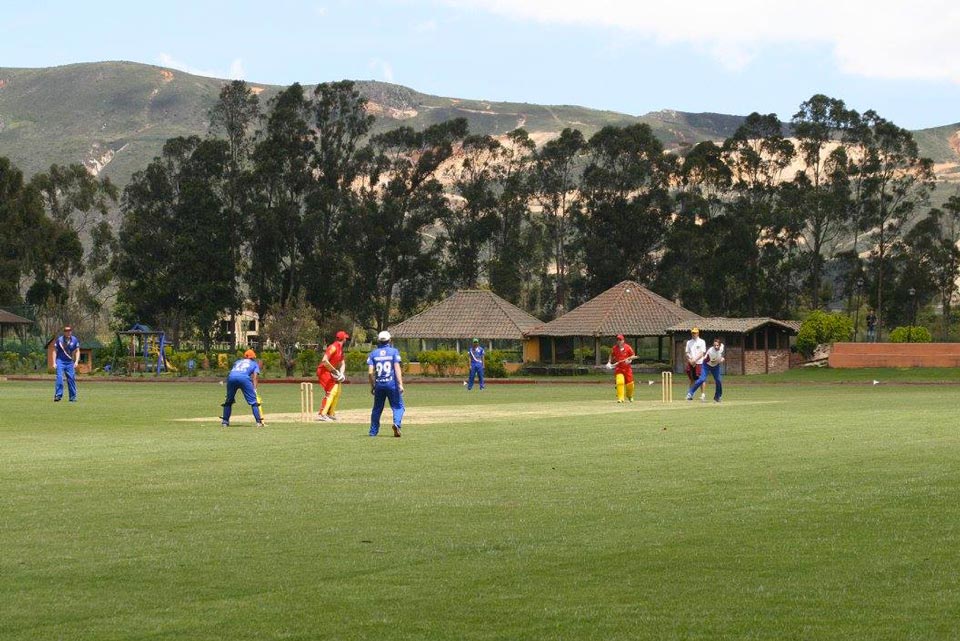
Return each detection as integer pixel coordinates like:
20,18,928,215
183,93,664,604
367,346,402,387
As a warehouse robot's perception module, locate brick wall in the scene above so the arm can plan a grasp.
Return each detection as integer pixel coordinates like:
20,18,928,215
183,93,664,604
743,349,792,375
829,343,960,368
694,347,793,375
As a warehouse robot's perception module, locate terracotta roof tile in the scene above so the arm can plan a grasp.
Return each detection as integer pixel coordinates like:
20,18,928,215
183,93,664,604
526,280,702,337
389,290,543,340
0,309,34,325
667,317,801,334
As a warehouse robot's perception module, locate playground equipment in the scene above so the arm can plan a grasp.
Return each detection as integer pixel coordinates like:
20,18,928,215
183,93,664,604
115,323,174,374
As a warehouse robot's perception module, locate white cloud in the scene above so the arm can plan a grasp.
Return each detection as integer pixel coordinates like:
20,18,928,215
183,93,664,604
157,53,245,80
228,59,246,80
369,58,395,82
315,6,328,17
435,0,960,83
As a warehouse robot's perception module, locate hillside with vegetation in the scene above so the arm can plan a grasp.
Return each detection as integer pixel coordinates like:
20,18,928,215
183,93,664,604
2,62,959,351
0,61,793,185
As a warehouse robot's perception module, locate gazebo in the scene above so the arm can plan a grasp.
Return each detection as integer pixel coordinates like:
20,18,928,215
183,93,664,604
667,318,802,375
525,280,703,365
388,289,543,360
0,308,34,350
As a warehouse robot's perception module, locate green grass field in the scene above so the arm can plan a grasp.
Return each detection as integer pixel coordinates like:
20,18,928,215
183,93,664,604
2,373,959,640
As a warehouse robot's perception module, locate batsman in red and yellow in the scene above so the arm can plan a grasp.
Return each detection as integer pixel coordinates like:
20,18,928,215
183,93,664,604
606,334,636,403
316,330,350,421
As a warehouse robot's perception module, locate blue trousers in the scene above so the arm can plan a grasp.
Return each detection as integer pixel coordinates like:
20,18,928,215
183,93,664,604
222,375,262,424
467,364,485,390
370,385,404,435
55,361,77,400
689,363,723,401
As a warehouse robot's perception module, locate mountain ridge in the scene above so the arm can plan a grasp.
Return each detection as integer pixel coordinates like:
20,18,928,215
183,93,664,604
0,61,957,190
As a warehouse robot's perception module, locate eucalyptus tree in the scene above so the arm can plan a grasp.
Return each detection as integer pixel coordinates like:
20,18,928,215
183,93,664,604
576,123,677,298
788,95,857,309
301,80,375,317
532,128,585,316
487,128,542,308
847,112,935,335
208,80,260,344
349,118,468,330
246,83,316,321
721,113,797,316
0,157,54,305
442,133,502,289
655,140,731,313
115,137,236,348
900,194,960,338
29,164,119,326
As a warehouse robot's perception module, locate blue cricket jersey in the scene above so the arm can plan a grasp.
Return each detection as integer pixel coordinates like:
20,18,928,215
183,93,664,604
470,345,485,365
367,346,401,386
54,335,80,363
228,358,260,380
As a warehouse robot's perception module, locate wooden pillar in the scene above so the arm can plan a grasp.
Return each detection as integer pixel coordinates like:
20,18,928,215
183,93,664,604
740,334,750,376
658,335,664,362
595,336,601,366
764,327,770,373
551,337,557,364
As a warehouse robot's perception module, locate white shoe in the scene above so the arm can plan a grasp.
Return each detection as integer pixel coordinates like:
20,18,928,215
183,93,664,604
700,393,706,401
327,415,339,422
316,414,330,422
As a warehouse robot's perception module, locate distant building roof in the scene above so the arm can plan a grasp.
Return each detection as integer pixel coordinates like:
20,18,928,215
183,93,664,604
389,289,543,340
526,280,702,337
0,309,34,325
667,317,802,334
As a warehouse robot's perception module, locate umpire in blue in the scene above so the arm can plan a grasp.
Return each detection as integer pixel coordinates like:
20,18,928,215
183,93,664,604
466,337,485,390
53,325,80,402
367,331,405,437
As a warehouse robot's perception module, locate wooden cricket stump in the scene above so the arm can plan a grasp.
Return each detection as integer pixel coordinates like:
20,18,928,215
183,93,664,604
300,382,314,422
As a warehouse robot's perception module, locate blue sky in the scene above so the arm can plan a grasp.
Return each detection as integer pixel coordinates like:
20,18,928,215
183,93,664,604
4,0,959,130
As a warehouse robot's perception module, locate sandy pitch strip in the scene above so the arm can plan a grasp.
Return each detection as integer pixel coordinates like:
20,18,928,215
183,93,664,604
179,399,779,425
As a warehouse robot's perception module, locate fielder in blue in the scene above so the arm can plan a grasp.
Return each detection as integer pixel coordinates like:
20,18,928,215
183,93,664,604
53,325,80,402
221,349,265,427
367,330,405,437
466,337,485,390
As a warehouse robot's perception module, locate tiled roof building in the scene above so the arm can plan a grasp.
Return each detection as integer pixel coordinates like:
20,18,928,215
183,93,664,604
667,317,801,375
389,290,543,341
527,280,702,337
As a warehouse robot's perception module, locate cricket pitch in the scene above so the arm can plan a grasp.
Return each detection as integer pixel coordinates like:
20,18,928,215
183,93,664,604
180,399,778,425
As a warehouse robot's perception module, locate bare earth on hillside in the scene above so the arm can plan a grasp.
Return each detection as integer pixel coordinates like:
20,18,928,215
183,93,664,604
365,101,418,120
179,399,779,425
